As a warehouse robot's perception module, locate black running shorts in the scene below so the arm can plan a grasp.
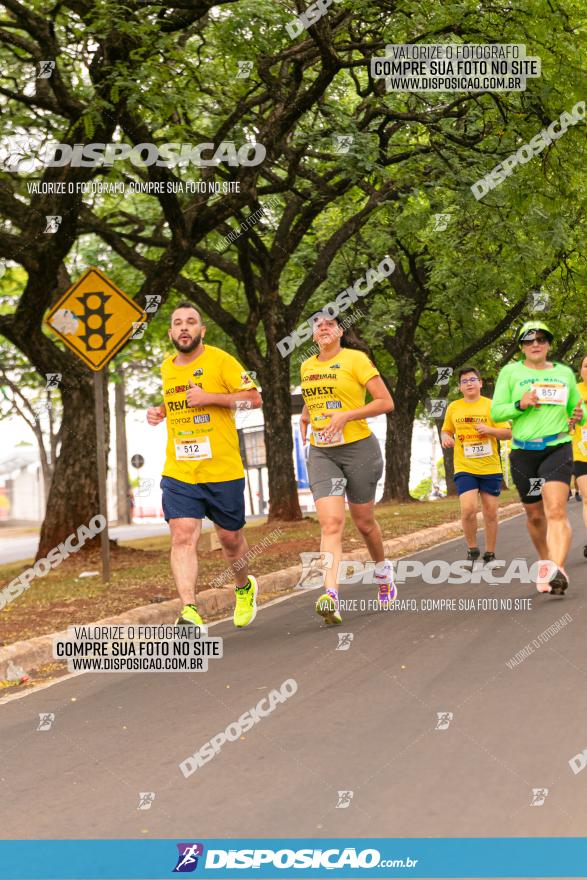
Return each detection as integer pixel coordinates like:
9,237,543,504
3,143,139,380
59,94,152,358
510,442,573,504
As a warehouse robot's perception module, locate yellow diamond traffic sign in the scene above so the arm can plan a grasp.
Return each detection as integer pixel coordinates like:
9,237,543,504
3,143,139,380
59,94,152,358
45,267,146,371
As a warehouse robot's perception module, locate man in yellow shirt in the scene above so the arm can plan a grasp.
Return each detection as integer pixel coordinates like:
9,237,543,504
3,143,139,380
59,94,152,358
147,302,262,628
571,354,587,558
441,366,512,563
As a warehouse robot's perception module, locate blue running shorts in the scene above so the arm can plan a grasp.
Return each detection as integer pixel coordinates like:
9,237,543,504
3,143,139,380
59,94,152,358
453,472,503,497
160,475,246,531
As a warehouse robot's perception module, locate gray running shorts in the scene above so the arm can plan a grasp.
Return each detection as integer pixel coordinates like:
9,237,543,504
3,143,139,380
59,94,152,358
306,433,383,503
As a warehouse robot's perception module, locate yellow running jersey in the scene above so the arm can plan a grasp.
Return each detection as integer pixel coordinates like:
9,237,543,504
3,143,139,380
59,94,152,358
300,348,379,447
442,396,509,476
161,345,256,483
572,381,587,463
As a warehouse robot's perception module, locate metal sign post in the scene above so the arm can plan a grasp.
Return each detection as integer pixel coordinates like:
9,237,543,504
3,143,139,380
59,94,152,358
94,370,111,583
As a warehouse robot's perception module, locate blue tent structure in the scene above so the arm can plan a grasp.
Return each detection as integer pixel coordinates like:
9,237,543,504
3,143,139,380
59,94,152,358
293,426,309,489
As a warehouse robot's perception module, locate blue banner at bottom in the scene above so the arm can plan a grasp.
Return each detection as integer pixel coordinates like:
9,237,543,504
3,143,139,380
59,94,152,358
1,838,586,879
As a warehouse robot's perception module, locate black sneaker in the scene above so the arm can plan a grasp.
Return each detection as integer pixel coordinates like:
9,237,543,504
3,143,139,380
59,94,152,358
482,551,496,564
466,547,480,562
576,492,582,502
549,567,569,596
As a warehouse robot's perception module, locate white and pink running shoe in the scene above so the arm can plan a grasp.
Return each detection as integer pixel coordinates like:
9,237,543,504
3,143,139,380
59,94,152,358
374,559,397,607
535,560,568,595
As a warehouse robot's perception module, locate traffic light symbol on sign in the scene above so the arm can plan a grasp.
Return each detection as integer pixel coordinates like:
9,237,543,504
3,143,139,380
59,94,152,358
76,291,113,351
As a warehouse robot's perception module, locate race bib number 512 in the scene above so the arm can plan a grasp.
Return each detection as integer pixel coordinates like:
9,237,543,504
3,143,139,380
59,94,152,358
175,437,212,460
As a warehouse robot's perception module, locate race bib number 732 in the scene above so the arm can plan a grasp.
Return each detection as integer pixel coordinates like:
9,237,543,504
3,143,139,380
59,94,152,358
463,440,492,458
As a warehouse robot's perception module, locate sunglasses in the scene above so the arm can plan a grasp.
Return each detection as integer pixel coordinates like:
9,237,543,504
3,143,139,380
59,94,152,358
522,335,549,345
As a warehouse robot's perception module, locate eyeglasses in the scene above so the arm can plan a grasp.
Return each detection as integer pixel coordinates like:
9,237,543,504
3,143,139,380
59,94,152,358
460,377,480,385
521,335,549,345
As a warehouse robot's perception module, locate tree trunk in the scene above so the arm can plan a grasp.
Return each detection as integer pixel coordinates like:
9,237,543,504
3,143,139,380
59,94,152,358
437,421,457,495
30,418,52,507
259,348,303,522
381,396,418,502
36,378,107,560
115,371,131,525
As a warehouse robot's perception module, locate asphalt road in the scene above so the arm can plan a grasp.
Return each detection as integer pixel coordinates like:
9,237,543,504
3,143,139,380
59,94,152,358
1,505,587,841
0,516,267,564
0,523,170,564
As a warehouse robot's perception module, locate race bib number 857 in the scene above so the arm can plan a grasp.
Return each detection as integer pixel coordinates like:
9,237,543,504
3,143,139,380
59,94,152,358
532,382,568,406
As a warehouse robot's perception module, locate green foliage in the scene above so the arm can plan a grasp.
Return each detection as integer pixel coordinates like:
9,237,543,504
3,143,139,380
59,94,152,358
0,0,586,514
412,459,446,501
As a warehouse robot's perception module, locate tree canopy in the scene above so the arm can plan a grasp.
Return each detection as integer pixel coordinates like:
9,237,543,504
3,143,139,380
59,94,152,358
0,0,585,553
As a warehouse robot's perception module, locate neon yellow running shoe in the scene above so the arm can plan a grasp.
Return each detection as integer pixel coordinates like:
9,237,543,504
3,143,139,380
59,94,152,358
315,590,342,625
234,575,258,628
175,603,204,627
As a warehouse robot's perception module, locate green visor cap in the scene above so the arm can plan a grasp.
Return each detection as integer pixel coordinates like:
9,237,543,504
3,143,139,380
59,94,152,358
518,320,554,344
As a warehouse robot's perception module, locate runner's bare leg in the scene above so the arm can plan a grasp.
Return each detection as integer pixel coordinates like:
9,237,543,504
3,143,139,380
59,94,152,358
169,518,201,605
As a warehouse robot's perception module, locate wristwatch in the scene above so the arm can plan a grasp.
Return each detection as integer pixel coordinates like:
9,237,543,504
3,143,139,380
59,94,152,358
514,400,523,412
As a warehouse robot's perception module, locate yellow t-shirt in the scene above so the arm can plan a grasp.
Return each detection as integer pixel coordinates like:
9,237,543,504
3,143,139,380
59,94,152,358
300,348,379,447
161,345,256,483
441,396,508,476
572,381,587,463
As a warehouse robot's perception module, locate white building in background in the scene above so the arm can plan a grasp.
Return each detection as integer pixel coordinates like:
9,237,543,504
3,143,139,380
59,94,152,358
0,395,442,524
0,446,46,523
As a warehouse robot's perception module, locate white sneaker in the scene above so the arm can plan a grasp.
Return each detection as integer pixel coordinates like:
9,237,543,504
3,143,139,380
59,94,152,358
535,560,558,593
374,559,397,606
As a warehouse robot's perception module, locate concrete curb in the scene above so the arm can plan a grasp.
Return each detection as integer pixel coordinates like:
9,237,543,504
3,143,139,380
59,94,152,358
0,502,523,680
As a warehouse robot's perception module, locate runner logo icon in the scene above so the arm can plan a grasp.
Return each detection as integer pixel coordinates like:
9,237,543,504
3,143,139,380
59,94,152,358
528,477,545,497
336,632,354,651
435,712,453,730
37,713,55,731
336,790,354,808
137,792,155,810
435,366,453,385
173,843,204,872
37,60,55,78
530,788,549,806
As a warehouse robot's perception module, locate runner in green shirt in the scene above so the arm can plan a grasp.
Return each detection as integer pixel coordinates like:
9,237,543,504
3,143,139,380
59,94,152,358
491,321,586,595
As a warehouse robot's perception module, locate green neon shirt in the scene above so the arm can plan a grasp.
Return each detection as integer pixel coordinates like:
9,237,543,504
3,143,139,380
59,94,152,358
491,360,586,446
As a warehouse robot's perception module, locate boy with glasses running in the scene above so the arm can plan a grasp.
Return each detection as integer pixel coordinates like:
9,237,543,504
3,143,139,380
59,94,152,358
441,367,512,563
491,322,586,594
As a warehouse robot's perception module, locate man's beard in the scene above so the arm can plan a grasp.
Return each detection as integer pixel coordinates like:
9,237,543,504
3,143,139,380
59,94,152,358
172,332,202,353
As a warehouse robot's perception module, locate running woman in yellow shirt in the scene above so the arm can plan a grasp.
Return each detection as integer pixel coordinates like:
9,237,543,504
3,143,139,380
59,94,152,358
299,314,394,625
571,354,587,558
147,302,262,629
441,367,512,564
